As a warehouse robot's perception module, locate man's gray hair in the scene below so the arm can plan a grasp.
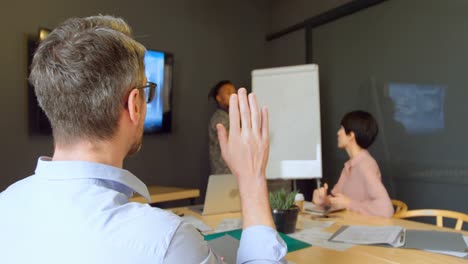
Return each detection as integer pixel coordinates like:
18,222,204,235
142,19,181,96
29,15,146,145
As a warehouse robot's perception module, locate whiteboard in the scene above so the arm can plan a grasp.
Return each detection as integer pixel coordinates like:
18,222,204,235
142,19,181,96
252,64,322,179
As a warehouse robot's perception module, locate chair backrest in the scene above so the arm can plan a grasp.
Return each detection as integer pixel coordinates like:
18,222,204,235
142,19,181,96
391,199,408,215
394,209,468,231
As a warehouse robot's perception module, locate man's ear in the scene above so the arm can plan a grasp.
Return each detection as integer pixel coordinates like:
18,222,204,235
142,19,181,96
349,131,356,141
127,88,142,125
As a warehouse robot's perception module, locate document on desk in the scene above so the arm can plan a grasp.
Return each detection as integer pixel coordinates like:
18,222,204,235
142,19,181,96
182,215,212,233
215,218,242,233
289,217,352,251
300,217,335,229
289,229,354,251
329,225,405,247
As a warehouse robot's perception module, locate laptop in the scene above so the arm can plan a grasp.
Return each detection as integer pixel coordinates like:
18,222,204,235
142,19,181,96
190,174,241,215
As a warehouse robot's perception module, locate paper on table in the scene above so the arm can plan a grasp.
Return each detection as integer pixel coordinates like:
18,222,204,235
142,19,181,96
300,217,335,230
289,229,354,251
425,249,468,258
330,226,405,247
215,218,242,233
182,215,212,233
424,236,468,258
289,216,351,251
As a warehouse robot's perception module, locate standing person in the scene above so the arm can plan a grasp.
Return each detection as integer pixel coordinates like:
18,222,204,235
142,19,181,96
208,80,237,174
0,15,286,263
313,111,394,218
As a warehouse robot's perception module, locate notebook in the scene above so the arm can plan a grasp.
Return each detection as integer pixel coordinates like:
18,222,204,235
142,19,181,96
329,225,468,252
404,230,468,252
190,174,241,215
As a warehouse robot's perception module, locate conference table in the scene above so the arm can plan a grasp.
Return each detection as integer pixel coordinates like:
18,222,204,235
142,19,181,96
175,207,468,263
130,185,200,204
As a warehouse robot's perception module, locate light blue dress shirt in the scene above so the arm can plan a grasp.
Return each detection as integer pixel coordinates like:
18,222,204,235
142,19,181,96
0,157,287,264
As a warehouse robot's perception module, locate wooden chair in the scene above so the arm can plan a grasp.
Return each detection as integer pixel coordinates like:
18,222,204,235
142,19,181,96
394,209,468,231
391,199,408,216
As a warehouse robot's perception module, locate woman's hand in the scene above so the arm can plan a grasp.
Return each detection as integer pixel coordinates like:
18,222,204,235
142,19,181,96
313,183,328,206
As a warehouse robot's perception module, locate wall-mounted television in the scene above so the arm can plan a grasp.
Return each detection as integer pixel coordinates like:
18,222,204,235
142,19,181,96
28,28,52,135
143,49,174,133
27,30,174,135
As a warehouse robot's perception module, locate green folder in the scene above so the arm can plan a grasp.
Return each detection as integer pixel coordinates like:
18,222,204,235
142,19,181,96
203,229,311,253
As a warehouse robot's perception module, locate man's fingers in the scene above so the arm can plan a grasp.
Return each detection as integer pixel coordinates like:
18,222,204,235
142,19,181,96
217,123,228,158
228,94,240,135
237,88,251,130
248,93,260,134
324,183,328,190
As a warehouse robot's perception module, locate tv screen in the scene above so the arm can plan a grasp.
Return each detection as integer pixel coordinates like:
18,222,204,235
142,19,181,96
143,49,173,133
28,37,174,134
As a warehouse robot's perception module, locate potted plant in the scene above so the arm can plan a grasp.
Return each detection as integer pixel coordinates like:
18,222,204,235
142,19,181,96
269,189,300,234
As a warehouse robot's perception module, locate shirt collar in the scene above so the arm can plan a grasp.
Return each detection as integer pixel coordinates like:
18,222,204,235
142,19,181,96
344,149,369,170
34,156,151,202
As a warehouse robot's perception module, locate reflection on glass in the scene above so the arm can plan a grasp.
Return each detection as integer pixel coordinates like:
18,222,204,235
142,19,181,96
388,83,445,134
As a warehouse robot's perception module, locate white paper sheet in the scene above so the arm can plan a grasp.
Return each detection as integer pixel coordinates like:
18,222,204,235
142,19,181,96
425,249,468,258
182,215,212,232
215,218,242,233
300,217,335,230
289,229,354,251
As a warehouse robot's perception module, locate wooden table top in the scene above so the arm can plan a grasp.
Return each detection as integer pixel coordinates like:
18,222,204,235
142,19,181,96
175,207,468,263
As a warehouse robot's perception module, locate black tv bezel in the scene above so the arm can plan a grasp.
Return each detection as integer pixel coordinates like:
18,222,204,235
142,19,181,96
27,33,175,135
28,29,52,136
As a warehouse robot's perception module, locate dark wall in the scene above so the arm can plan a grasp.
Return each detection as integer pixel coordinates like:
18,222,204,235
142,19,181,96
0,0,270,198
268,0,468,219
266,0,351,67
312,0,468,216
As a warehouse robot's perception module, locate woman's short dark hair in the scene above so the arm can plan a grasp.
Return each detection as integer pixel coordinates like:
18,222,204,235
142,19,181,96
340,110,378,149
208,80,233,101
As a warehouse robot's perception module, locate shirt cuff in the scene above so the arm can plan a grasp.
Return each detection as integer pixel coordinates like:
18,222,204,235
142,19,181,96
237,225,287,264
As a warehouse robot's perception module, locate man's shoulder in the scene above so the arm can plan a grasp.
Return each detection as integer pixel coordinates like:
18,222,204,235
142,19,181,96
117,204,182,232
0,176,35,200
98,204,183,255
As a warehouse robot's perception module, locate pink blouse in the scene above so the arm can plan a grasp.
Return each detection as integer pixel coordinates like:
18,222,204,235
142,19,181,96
331,150,394,218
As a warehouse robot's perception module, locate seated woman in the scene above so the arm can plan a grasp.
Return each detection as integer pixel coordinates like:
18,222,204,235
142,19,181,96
313,111,393,218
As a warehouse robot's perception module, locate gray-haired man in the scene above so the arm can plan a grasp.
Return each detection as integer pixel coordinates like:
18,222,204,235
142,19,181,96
0,16,286,263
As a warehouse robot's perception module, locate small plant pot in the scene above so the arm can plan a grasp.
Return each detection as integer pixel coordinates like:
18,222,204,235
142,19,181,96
272,205,300,234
